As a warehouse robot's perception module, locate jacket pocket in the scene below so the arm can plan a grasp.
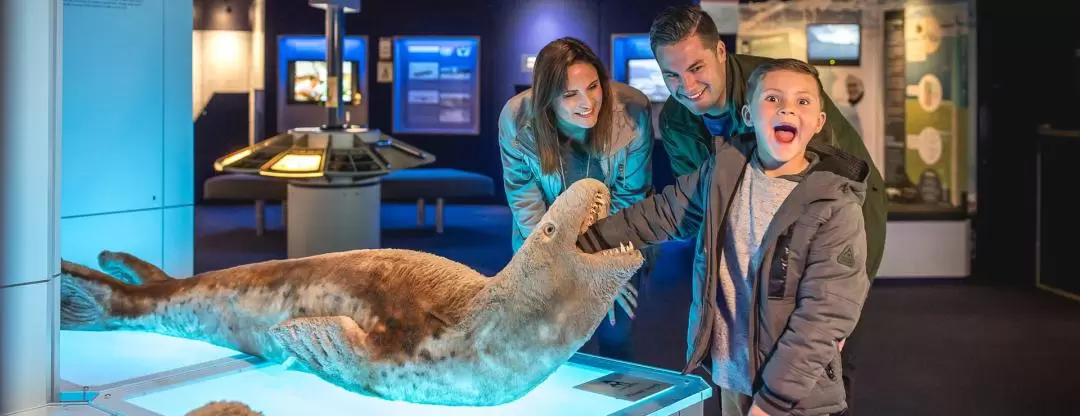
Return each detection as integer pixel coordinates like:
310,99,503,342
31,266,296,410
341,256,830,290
788,353,847,415
768,228,794,299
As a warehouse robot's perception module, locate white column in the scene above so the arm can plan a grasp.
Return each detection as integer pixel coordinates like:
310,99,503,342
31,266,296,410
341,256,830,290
0,0,62,413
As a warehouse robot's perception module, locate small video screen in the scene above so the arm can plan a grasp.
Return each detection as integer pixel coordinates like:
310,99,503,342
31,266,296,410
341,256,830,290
627,59,670,103
807,24,861,65
290,60,355,104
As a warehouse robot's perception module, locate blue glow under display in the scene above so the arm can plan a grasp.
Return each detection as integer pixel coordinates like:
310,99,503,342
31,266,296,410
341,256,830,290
393,37,481,135
59,330,239,388
610,34,669,103
59,331,711,415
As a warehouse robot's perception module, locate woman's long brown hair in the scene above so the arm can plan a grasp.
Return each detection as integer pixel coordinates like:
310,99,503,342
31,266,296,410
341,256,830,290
529,37,614,175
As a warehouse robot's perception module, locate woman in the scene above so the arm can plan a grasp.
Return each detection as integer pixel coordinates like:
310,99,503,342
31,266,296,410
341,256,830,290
498,37,654,361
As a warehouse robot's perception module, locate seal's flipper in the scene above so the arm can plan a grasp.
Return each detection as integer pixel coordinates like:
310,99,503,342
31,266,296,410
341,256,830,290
60,260,127,329
98,251,172,285
269,316,370,382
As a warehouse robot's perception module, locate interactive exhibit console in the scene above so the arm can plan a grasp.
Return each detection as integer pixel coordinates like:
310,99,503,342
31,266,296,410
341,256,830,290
49,2,711,415
214,0,434,259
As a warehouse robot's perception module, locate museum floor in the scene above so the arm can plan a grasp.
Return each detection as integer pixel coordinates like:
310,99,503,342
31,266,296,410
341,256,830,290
194,203,1080,416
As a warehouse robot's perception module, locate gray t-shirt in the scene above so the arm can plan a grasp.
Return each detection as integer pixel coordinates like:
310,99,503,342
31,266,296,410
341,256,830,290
710,154,814,394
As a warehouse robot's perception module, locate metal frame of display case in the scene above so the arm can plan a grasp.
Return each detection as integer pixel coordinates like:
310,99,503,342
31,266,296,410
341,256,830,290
1035,124,1080,303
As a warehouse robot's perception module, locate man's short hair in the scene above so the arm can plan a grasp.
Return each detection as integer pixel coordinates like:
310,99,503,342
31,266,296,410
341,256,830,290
649,6,721,53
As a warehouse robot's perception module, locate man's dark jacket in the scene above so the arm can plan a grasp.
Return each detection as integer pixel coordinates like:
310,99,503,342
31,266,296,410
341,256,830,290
657,53,887,280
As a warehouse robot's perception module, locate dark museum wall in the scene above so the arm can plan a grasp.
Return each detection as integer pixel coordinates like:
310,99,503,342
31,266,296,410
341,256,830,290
259,0,704,205
972,2,1080,287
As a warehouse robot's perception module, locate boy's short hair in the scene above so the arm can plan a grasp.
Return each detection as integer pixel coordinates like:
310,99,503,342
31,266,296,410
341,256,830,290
746,58,826,102
649,6,721,54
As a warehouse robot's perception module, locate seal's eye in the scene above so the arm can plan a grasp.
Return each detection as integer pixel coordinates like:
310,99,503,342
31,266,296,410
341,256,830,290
542,223,556,236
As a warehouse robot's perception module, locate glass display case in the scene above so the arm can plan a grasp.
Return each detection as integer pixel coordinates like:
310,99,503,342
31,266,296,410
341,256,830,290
57,331,712,416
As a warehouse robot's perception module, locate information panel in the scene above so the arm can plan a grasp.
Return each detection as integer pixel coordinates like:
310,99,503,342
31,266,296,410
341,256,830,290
392,36,481,135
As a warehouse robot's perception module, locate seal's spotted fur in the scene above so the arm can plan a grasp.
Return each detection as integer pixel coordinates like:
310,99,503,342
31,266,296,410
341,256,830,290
60,178,643,406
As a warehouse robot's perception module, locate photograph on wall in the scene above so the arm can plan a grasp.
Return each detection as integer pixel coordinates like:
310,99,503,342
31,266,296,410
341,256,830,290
819,68,867,137
393,37,481,135
901,3,969,208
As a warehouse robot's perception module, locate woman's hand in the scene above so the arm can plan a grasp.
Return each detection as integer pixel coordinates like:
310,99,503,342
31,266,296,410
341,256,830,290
608,282,638,324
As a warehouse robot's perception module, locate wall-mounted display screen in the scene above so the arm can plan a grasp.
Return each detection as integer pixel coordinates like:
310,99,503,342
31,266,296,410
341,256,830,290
287,60,359,104
806,23,861,66
392,36,481,135
627,59,669,103
611,34,664,139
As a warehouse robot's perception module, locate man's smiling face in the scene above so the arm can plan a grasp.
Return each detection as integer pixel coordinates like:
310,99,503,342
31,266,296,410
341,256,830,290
655,34,729,116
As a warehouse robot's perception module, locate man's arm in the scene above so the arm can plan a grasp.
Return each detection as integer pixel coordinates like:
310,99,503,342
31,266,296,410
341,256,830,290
752,202,871,414
577,157,712,253
820,94,887,281
498,102,546,251
609,104,654,213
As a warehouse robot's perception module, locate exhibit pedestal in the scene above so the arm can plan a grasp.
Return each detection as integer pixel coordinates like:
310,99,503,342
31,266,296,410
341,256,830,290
55,331,712,416
286,178,381,258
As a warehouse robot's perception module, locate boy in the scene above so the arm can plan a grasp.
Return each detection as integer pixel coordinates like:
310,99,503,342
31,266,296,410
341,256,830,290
577,58,871,416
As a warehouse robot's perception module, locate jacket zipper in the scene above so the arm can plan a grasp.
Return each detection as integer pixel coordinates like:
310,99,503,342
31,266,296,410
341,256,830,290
689,156,749,373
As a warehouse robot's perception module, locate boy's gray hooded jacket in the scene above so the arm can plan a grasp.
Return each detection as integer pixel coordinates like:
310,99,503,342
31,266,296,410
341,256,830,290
578,134,872,415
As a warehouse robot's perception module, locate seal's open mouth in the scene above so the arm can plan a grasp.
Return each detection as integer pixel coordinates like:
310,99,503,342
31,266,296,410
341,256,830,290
579,190,637,257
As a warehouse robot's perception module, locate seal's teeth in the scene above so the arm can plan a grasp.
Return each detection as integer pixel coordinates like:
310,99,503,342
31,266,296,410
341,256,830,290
628,241,634,250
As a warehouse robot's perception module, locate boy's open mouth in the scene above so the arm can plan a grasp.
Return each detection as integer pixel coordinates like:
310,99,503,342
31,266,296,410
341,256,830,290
773,124,798,143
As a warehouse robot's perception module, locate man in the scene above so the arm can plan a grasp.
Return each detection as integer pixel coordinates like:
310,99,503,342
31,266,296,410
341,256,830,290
646,5,887,414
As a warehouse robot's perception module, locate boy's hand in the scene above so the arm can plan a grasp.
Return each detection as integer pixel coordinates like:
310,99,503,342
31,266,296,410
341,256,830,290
748,404,770,416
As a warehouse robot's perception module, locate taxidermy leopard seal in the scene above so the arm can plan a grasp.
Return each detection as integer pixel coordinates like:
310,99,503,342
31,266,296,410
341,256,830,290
60,178,644,407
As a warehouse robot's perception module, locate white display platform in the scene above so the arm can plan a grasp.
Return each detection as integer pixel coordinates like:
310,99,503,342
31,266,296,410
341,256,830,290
878,220,970,279
56,331,711,416
9,404,109,416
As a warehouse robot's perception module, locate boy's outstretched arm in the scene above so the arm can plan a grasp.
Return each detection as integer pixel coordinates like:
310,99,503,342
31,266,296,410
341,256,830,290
577,157,713,253
753,202,871,415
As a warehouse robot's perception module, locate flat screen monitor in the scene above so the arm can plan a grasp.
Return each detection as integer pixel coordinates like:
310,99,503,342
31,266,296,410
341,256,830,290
627,58,669,103
806,23,861,66
287,60,358,104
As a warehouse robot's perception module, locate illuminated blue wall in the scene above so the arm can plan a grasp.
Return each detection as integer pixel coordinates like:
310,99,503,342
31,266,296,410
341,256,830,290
61,1,193,276
610,34,654,83
276,35,369,132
